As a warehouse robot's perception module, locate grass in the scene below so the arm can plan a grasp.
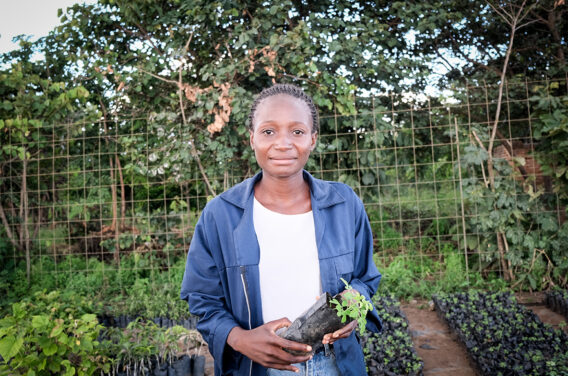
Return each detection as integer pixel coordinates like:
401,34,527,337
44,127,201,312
0,252,190,320
373,245,510,300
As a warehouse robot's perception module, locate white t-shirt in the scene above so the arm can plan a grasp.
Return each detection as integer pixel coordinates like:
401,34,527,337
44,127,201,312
253,197,322,323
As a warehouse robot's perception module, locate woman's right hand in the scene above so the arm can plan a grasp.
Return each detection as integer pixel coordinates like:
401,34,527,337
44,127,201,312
226,318,313,372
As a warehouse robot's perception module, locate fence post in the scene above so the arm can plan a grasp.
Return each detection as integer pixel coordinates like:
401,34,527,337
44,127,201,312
454,117,469,283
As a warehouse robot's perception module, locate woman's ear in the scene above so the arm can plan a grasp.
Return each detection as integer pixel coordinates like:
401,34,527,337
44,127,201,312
310,132,318,151
249,129,255,150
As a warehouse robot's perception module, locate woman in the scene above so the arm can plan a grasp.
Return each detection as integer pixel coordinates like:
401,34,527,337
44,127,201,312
180,84,382,376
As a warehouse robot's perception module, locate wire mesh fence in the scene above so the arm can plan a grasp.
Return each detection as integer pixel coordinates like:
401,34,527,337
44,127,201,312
1,78,566,290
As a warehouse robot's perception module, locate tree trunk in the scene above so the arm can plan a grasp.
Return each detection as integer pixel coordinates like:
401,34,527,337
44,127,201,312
22,155,31,284
100,100,120,263
485,0,531,283
0,197,21,251
547,8,566,66
116,155,126,230
109,155,119,263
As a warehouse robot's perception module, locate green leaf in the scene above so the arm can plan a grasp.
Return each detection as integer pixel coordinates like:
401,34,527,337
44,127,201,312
43,342,58,356
32,315,50,329
63,365,75,376
50,325,64,338
0,335,23,361
527,274,537,290
80,313,97,324
362,172,375,185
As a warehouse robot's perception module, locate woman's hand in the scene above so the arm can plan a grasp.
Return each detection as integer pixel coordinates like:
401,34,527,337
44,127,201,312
322,287,360,344
322,319,357,345
227,318,313,372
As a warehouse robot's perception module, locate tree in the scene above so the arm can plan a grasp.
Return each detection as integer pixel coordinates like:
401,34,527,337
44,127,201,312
407,0,566,86
0,40,91,282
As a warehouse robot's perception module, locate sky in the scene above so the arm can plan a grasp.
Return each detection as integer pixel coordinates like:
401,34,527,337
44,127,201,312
0,0,96,54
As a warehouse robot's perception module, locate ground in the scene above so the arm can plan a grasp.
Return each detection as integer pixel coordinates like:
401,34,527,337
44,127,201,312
402,292,567,376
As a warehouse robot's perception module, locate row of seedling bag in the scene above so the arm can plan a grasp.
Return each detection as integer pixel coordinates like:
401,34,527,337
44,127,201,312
433,291,568,376
545,289,568,319
0,290,423,376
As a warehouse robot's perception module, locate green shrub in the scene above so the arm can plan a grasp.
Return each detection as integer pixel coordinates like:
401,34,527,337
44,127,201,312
0,291,108,375
374,245,510,299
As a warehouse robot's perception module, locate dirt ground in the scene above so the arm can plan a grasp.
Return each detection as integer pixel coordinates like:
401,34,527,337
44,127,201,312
401,293,568,376
401,300,477,376
197,293,567,376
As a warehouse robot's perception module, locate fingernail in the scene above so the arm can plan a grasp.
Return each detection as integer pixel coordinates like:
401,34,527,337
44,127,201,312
306,346,312,351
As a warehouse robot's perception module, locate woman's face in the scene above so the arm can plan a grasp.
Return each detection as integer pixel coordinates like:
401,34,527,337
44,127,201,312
250,94,317,180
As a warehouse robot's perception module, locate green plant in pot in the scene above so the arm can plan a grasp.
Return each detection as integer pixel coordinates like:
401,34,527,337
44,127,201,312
330,278,374,336
278,278,374,355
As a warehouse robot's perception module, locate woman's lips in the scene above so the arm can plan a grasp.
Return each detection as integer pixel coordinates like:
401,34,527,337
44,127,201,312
269,157,297,163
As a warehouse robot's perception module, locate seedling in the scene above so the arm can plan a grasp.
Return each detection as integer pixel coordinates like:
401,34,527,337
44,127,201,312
330,278,374,335
433,291,568,375
362,295,423,376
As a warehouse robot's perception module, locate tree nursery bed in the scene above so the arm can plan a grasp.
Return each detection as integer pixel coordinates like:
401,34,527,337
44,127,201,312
545,290,568,320
432,291,568,376
362,296,424,376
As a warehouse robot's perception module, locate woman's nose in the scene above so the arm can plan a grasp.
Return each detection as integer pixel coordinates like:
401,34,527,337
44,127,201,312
274,133,292,149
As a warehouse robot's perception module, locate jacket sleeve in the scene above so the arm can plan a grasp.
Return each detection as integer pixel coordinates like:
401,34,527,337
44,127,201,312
348,194,382,333
180,208,240,375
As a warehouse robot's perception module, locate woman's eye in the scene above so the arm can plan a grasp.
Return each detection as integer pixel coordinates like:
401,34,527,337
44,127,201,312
262,129,274,135
293,130,305,135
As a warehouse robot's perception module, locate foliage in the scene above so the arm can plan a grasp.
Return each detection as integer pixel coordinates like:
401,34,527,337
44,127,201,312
545,289,568,320
0,41,93,281
330,278,374,335
0,291,108,375
531,84,568,200
434,291,568,375
374,245,509,300
0,0,567,304
459,121,568,290
407,0,567,87
33,0,432,193
102,320,201,375
363,296,423,376
0,253,190,322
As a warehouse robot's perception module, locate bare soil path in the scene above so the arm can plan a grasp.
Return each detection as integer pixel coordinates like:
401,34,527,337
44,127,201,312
401,300,477,376
516,291,568,334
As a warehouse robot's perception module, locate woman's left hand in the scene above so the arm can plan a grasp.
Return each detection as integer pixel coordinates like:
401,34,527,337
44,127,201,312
322,320,357,345
321,288,360,344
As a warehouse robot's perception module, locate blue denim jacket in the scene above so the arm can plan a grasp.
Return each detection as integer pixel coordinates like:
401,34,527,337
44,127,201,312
180,170,382,376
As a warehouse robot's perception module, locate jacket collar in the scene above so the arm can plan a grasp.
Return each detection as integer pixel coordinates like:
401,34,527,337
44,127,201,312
219,170,346,209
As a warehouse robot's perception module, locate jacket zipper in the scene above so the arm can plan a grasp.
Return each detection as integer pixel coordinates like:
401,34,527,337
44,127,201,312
240,266,253,376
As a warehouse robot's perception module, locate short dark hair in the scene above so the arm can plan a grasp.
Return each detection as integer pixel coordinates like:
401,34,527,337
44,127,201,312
248,84,319,134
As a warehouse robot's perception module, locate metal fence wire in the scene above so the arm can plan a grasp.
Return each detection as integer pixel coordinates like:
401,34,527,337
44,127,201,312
1,78,566,287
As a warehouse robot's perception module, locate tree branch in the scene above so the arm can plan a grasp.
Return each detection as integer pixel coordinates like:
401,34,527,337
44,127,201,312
176,33,217,197
138,68,178,86
486,0,532,189
471,130,490,188
449,33,503,77
487,1,513,27
0,199,21,250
